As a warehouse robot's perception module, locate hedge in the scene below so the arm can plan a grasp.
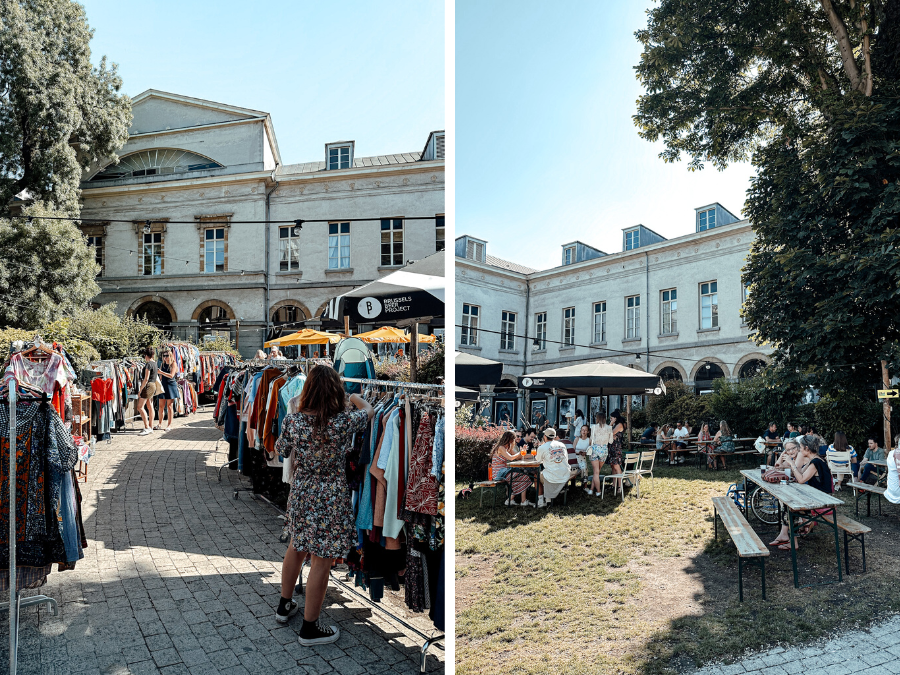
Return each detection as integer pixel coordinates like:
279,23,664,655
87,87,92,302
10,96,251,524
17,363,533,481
456,424,505,482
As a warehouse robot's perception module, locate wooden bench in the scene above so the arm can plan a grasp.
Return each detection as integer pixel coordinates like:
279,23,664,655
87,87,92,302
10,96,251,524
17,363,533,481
711,496,770,601
847,481,886,517
699,448,761,469
822,513,872,574
473,480,511,508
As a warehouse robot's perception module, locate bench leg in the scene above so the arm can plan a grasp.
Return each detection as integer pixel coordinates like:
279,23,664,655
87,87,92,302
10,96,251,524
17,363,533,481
844,531,850,574
761,558,766,601
714,509,718,540
738,556,744,602
861,533,867,572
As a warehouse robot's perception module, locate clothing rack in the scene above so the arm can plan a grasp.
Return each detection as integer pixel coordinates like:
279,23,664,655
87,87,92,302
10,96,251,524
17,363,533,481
1,372,59,675
343,377,444,391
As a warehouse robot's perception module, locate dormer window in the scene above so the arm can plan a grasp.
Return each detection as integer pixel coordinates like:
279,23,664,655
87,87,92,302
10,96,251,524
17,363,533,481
624,229,639,251
466,239,485,262
563,246,575,265
698,207,716,231
326,142,354,170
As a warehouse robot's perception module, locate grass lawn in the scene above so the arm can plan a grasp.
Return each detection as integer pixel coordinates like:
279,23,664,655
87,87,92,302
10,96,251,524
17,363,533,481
455,460,900,675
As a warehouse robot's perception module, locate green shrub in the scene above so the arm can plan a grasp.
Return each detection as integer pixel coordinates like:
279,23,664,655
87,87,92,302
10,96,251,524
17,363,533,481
645,379,712,429
456,425,505,481
195,335,239,357
813,393,883,450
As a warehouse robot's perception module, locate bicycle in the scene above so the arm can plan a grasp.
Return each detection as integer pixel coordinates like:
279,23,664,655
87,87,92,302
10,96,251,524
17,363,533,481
726,479,780,526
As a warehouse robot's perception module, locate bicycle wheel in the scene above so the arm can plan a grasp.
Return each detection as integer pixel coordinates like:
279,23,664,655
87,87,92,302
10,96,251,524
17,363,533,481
750,486,780,526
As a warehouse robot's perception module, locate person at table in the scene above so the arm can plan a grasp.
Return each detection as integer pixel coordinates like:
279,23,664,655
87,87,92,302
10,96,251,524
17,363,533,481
640,422,658,446
826,431,856,486
573,423,594,495
782,422,796,440
588,413,612,497
657,424,674,464
606,409,626,496
807,425,827,457
859,436,887,485
697,422,716,469
536,428,576,507
885,435,900,505
774,438,800,468
490,430,533,507
769,435,833,550
517,427,537,454
763,422,781,464
672,421,689,464
712,421,735,471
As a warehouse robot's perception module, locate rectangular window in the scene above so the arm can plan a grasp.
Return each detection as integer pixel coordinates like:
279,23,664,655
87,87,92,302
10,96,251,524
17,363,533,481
562,307,575,346
698,208,717,231
700,281,719,329
328,145,351,170
626,295,641,339
742,282,750,304
87,235,103,276
465,238,484,261
204,228,225,273
143,232,163,276
435,215,445,252
564,246,575,265
624,229,639,251
500,311,516,350
461,304,479,346
328,222,351,269
535,312,546,350
661,288,677,334
380,218,404,266
279,226,300,271
593,301,606,343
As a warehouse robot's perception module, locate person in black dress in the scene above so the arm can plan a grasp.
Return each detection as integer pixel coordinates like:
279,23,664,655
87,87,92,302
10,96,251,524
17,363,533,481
769,435,833,550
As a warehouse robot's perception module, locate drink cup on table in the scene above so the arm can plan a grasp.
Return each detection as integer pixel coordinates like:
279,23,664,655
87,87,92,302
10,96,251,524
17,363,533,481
784,467,792,480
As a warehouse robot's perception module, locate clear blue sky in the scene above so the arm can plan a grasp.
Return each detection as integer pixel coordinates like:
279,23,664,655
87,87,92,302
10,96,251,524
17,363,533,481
456,1,757,271
80,0,444,163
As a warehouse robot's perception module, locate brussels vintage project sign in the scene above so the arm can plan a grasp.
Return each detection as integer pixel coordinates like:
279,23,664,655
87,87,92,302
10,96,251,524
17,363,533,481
346,291,443,323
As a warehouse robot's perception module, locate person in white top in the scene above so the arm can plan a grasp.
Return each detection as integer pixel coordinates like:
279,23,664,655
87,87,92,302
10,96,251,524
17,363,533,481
536,428,575,507
573,424,592,494
571,409,585,443
886,439,900,505
588,412,612,496
672,421,689,464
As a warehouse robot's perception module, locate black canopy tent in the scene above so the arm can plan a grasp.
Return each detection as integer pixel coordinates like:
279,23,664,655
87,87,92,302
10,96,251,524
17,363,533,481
454,386,479,402
518,360,665,441
455,351,503,388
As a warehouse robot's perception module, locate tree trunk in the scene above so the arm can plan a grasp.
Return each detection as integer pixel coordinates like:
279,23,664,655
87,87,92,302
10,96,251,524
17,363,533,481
820,0,864,91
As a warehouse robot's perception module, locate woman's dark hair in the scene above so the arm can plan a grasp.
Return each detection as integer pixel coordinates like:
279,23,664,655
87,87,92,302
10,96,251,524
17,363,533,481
609,409,623,428
297,365,346,435
575,409,584,419
143,346,156,359
798,434,818,454
491,431,517,457
833,431,848,452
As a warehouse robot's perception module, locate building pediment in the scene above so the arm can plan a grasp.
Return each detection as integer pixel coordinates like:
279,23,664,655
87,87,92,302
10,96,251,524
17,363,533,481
130,90,267,135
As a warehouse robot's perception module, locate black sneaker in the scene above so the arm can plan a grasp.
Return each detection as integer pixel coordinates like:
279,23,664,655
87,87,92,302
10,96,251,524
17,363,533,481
275,600,299,624
298,621,340,646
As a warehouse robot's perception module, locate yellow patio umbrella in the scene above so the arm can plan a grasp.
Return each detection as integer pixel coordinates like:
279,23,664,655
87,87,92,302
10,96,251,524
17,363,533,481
264,328,342,347
353,326,437,343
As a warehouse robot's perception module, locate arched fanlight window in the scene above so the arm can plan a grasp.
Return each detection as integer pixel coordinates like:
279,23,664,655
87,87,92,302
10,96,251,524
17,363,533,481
90,149,223,181
739,359,767,380
658,366,682,381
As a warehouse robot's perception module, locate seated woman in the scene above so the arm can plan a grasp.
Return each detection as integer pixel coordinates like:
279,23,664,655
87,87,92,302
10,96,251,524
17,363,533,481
711,421,735,471
886,434,900,506
774,438,800,469
697,422,715,469
825,431,856,486
657,424,674,464
769,435,833,550
490,431,533,507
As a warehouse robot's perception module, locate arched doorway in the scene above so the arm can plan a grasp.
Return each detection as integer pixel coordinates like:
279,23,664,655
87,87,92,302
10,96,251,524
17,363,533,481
271,304,309,358
739,359,767,380
695,361,726,394
658,366,683,382
133,301,173,328
198,304,230,342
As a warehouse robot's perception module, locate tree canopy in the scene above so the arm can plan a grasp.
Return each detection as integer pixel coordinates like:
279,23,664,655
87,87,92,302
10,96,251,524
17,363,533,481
0,0,131,213
635,0,900,397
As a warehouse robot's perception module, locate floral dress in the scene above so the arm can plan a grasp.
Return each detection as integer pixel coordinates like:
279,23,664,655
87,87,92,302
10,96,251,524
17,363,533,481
275,408,369,559
607,429,624,468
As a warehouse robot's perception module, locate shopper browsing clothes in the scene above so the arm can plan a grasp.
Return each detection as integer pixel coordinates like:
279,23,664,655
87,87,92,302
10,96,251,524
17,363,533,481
157,348,179,431
136,346,159,436
273,366,375,645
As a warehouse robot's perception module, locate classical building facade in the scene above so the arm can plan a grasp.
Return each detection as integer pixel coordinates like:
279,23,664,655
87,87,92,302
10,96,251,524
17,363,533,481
80,90,444,357
455,204,771,426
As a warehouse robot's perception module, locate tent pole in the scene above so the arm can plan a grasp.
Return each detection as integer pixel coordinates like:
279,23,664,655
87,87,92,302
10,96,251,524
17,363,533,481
410,322,419,383
626,393,632,449
344,316,350,337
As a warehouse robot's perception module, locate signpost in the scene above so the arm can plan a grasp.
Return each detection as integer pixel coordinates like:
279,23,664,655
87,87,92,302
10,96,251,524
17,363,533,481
880,361,894,452
877,389,898,399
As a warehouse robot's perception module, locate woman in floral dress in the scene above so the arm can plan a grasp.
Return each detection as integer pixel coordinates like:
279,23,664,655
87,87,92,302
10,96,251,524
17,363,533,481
607,409,626,496
274,366,373,646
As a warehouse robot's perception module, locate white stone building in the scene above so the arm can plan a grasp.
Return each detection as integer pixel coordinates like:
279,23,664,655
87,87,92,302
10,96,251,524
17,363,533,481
80,90,444,357
455,204,771,427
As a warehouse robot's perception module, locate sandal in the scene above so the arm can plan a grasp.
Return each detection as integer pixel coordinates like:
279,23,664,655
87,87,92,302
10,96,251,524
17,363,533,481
776,542,794,551
769,537,789,546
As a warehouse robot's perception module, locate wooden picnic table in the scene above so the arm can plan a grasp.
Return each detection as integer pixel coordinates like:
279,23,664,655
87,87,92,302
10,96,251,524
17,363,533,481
507,459,542,509
739,469,844,588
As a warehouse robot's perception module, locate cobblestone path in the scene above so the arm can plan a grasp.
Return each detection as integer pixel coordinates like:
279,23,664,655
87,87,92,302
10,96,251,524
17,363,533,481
0,407,444,674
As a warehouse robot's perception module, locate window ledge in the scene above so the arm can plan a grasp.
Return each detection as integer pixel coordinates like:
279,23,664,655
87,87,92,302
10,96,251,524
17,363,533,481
276,271,303,277
532,348,547,354
559,345,575,352
324,268,354,274
658,332,679,339
622,337,642,344
458,344,481,351
377,265,404,271
498,349,520,355
589,341,607,347
697,327,721,334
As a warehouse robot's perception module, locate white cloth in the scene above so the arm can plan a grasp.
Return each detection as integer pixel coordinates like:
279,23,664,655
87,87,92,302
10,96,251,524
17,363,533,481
673,427,689,442
885,449,900,505
590,423,613,446
537,440,571,483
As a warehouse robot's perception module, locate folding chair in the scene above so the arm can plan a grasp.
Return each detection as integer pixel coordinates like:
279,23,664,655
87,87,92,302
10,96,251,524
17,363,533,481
634,450,656,497
601,452,640,501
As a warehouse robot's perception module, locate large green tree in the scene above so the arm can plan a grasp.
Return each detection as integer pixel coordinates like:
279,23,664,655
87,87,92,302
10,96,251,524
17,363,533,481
635,0,900,394
0,0,132,212
0,0,131,328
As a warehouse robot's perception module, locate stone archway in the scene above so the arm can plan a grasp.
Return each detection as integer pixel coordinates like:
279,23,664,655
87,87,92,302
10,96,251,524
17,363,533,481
314,301,330,319
690,357,729,383
654,360,687,381
733,352,771,379
270,299,311,324
127,295,178,323
191,299,235,322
